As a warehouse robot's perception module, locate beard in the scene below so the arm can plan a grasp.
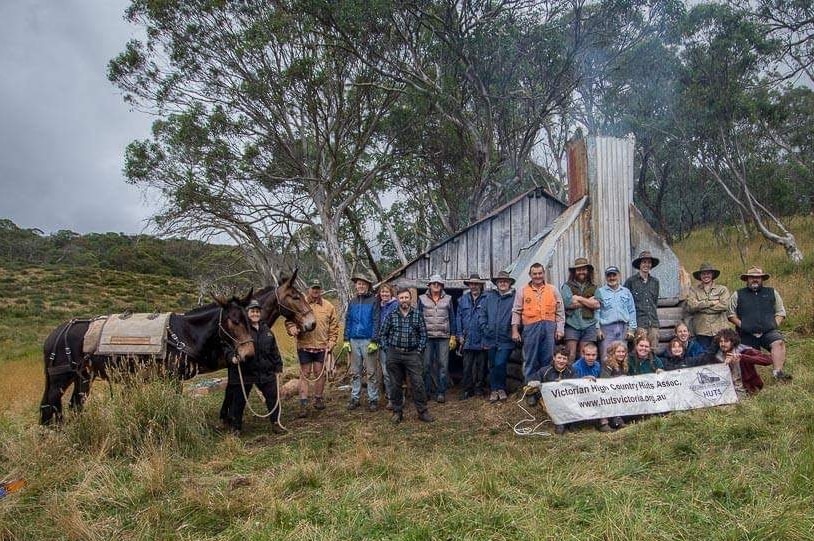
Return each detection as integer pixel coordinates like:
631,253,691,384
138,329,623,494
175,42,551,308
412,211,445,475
749,282,761,291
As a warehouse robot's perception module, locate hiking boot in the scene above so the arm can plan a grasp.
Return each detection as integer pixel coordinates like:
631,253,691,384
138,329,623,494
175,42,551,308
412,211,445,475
526,394,539,407
298,399,309,418
347,398,360,410
391,411,403,424
773,370,792,382
368,400,379,412
459,391,472,401
418,410,435,423
271,423,287,434
597,423,613,433
497,389,508,401
436,394,446,403
489,391,499,403
385,400,394,411
610,417,626,429
313,397,325,410
554,424,565,435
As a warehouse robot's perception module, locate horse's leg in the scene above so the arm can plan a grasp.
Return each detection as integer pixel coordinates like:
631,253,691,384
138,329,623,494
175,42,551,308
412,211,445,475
40,372,71,425
69,369,91,412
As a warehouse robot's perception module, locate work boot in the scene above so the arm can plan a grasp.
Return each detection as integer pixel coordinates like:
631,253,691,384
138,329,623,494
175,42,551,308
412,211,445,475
298,399,309,418
418,410,435,423
459,391,472,401
313,397,325,410
497,389,508,401
385,400,394,411
271,423,287,435
773,370,792,382
391,411,403,424
436,394,446,403
597,423,613,433
368,400,379,412
610,417,626,429
526,394,539,407
489,391,499,403
554,424,565,435
347,398,360,410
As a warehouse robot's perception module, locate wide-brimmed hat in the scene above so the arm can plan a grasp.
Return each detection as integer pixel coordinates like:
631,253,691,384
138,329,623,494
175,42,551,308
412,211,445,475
490,270,516,286
247,299,262,310
632,250,660,269
351,273,374,285
740,266,770,281
427,274,445,286
692,263,720,281
462,273,486,285
569,257,594,272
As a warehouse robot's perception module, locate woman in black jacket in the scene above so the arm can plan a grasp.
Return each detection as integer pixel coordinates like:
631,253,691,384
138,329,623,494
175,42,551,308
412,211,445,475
223,299,285,434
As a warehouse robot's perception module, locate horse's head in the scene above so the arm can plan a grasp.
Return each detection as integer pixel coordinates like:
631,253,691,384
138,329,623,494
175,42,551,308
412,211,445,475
265,269,316,332
212,290,256,362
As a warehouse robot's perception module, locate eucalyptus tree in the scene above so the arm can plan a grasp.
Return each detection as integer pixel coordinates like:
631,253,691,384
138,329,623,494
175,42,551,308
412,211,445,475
109,1,404,304
680,3,804,262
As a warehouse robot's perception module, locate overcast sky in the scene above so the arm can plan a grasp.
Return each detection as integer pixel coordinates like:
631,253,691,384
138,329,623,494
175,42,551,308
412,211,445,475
0,0,157,235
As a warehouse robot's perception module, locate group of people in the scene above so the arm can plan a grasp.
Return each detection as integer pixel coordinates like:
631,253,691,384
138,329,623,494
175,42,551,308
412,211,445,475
220,251,792,433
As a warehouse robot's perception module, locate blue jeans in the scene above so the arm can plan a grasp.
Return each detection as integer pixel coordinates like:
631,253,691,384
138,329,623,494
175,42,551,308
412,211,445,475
488,347,511,391
423,337,450,395
350,338,379,402
599,322,627,358
521,320,555,383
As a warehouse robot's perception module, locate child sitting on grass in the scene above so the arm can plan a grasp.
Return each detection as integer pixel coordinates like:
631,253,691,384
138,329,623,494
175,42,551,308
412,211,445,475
663,337,713,371
599,340,629,431
527,346,574,435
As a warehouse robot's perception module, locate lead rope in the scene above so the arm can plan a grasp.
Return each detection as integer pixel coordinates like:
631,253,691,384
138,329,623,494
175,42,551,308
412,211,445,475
510,386,552,437
234,361,283,430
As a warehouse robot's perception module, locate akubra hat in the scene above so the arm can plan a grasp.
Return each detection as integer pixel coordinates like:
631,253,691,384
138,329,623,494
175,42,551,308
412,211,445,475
692,262,720,281
740,266,770,281
462,273,486,285
632,250,660,270
569,257,594,272
427,274,445,286
351,273,374,285
490,270,516,286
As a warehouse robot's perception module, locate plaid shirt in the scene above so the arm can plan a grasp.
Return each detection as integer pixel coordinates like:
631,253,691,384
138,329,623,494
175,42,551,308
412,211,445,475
380,306,427,351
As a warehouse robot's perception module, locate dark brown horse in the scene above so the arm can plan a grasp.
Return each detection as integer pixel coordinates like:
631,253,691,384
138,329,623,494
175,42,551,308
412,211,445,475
40,291,257,425
255,270,317,331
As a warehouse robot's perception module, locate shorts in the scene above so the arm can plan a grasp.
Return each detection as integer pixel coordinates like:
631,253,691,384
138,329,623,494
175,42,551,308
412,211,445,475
564,325,598,343
297,349,326,365
739,329,784,351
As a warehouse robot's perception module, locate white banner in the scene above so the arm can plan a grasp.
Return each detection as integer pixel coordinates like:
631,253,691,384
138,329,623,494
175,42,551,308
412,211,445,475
540,364,738,424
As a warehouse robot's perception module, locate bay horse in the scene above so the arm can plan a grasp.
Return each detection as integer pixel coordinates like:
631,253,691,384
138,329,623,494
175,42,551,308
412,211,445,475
39,291,257,425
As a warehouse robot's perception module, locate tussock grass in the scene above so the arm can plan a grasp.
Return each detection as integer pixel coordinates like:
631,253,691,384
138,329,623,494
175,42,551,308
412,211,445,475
1,219,814,539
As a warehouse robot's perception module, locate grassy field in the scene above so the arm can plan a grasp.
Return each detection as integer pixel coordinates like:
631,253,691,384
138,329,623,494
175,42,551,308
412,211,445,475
1,219,813,540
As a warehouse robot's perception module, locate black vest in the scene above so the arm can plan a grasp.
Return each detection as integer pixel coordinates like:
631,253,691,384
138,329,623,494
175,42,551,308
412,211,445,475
736,287,777,334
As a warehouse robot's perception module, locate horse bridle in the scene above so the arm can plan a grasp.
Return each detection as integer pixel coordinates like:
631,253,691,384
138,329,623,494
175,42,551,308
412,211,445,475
218,308,254,353
274,285,303,323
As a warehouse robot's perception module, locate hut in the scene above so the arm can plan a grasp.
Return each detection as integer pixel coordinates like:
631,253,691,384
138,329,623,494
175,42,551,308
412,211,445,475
384,134,689,385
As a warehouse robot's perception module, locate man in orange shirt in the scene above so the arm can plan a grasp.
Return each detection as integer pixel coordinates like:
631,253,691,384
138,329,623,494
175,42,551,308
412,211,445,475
511,262,565,404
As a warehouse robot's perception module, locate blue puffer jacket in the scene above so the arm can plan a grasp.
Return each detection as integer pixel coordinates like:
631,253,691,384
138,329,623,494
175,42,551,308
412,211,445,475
480,289,515,350
456,291,487,350
344,292,380,342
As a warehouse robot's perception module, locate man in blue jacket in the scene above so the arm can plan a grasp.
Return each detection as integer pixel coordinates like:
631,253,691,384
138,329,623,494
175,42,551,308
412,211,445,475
480,270,516,402
457,273,489,400
342,273,381,411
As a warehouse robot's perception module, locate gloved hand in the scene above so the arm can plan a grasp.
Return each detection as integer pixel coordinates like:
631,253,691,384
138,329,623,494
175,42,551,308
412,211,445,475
449,336,457,350
340,341,351,354
527,380,541,389
367,342,379,354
